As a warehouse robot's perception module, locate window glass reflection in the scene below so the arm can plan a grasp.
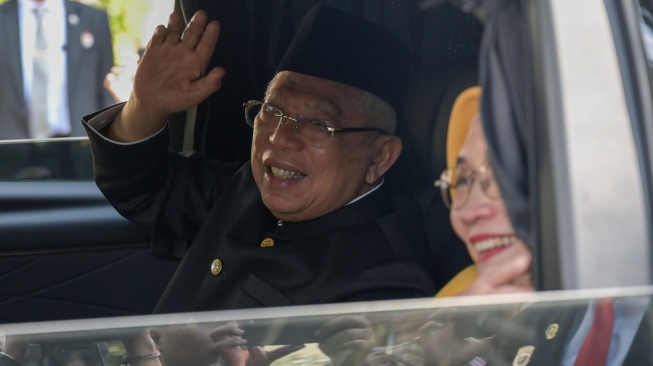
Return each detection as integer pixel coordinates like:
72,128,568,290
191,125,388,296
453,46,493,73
0,139,93,180
0,0,173,141
0,291,651,366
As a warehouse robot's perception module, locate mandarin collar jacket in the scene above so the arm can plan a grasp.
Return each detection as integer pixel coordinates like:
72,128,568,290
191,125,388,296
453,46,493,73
84,115,437,313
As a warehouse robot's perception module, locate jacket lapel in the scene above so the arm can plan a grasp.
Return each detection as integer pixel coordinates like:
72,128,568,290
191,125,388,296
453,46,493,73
64,0,82,95
1,0,26,108
623,298,653,365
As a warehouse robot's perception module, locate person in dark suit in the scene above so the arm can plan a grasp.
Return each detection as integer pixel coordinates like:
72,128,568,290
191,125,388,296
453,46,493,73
0,0,115,140
81,5,444,365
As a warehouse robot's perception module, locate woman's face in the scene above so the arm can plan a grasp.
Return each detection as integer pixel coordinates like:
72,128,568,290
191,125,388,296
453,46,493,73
450,117,527,264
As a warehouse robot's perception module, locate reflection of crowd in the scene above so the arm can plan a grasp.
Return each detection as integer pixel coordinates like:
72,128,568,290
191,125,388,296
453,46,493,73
0,340,108,366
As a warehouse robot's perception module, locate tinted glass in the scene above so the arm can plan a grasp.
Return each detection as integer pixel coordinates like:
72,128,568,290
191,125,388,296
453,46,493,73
0,139,93,180
0,289,651,366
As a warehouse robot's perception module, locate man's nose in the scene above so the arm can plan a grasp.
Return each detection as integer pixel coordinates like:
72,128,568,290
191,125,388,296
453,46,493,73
269,117,303,150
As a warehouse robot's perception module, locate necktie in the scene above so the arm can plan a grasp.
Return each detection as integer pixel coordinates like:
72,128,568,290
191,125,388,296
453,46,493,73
574,299,615,366
30,6,51,139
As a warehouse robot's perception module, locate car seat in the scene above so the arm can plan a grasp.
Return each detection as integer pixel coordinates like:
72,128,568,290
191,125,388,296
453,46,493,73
391,4,481,289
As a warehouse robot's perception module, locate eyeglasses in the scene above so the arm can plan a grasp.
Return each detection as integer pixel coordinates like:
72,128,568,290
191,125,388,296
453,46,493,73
434,161,501,210
243,100,385,147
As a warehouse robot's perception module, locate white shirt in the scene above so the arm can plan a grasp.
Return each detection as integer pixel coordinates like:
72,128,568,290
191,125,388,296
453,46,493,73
19,0,71,137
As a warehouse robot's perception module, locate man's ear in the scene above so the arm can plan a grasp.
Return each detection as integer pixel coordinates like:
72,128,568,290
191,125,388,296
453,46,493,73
366,135,402,185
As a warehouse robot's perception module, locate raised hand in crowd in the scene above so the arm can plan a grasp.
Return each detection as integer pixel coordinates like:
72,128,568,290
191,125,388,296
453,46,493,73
314,315,376,366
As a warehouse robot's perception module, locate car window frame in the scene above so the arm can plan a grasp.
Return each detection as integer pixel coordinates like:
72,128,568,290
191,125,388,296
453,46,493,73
531,0,652,289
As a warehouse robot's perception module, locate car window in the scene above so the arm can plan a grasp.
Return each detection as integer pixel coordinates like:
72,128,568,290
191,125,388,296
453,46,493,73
0,289,651,366
0,0,173,180
0,138,93,180
0,1,651,364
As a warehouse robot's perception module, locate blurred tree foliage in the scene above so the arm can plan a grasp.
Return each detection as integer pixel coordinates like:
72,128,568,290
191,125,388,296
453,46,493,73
82,0,152,46
80,0,168,64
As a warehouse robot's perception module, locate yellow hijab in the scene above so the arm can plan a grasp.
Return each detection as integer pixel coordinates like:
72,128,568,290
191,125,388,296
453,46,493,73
435,86,481,298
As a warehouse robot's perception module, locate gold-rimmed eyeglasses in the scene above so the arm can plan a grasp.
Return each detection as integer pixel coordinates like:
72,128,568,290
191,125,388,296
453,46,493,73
243,100,384,147
434,161,502,210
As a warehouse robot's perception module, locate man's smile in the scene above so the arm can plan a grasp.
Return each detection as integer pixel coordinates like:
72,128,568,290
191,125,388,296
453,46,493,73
270,166,306,179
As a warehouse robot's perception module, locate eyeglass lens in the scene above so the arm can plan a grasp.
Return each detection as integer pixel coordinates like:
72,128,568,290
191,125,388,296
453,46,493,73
441,165,501,210
245,102,336,148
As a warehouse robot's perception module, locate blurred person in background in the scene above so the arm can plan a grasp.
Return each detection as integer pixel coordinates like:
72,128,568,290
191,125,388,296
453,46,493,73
0,0,115,140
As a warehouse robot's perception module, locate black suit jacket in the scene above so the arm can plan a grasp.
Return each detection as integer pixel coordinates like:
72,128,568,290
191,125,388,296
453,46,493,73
486,299,653,365
84,116,439,312
0,0,114,139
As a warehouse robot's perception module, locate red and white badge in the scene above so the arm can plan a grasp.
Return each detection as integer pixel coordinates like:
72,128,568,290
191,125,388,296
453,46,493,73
80,31,94,49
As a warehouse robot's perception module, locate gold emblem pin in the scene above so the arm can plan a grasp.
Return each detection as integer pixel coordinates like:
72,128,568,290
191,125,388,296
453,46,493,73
210,258,223,275
545,323,559,340
261,238,275,247
513,345,535,366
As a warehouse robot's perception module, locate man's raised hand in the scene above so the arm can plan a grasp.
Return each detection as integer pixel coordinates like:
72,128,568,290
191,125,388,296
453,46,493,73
110,10,225,142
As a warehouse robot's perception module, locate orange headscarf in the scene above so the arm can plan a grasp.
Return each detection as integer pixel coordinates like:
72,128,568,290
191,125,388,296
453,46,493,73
435,86,481,298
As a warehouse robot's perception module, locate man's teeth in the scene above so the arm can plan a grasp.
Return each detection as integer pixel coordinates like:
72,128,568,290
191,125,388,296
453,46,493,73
475,236,516,253
271,166,305,178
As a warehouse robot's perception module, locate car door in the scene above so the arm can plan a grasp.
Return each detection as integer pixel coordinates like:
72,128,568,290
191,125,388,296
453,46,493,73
0,139,180,324
0,0,180,323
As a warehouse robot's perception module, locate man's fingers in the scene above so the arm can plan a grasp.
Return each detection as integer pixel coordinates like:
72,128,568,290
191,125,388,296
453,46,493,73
181,11,209,49
314,315,371,339
212,337,247,353
185,67,225,104
266,344,306,361
419,318,455,343
165,12,185,44
210,323,244,341
454,338,492,365
427,307,459,323
317,327,374,355
196,20,221,64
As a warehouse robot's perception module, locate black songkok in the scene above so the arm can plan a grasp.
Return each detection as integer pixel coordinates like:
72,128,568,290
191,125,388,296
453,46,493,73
277,5,410,115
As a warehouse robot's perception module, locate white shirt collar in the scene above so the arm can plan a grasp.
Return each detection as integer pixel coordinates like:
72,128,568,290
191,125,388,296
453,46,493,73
347,179,384,206
19,0,64,14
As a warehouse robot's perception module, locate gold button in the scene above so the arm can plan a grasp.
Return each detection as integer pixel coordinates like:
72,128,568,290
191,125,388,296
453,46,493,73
260,238,275,247
210,259,223,275
513,345,534,366
545,323,559,339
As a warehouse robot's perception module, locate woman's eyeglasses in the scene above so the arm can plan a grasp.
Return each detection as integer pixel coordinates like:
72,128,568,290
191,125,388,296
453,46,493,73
434,161,501,210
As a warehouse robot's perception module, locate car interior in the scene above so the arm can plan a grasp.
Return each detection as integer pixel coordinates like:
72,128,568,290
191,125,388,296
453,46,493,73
1,0,653,364
0,0,484,323
173,0,482,289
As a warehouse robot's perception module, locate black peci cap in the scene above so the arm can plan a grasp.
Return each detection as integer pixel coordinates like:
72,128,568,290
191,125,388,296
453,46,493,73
277,5,410,115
